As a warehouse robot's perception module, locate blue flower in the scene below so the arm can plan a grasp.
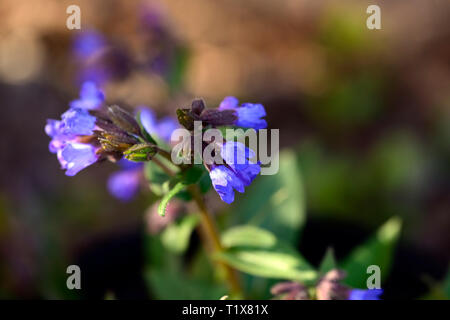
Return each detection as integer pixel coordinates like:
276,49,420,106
219,96,267,130
60,142,99,176
209,142,260,204
69,82,105,110
348,289,383,300
107,159,143,202
72,30,106,59
139,107,179,143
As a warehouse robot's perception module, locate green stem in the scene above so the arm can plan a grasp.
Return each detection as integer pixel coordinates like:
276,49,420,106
152,156,176,177
156,147,173,162
152,151,243,297
189,185,243,298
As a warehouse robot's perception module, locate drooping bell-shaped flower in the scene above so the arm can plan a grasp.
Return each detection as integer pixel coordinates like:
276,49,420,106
61,143,100,177
45,108,100,176
209,141,260,204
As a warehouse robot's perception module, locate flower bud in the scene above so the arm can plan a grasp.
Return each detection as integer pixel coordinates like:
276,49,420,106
176,108,196,130
191,99,205,115
97,131,139,153
123,143,157,162
107,105,141,136
199,109,237,127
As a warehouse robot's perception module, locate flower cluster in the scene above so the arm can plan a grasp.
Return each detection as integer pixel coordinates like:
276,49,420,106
46,80,267,205
46,82,182,202
176,97,267,203
45,82,147,175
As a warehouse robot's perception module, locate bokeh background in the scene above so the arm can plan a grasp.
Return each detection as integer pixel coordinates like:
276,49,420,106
0,0,449,299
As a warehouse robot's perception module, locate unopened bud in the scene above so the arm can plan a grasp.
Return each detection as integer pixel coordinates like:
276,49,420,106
123,143,157,162
191,99,206,115
200,109,237,126
176,108,196,130
107,105,141,135
97,131,138,153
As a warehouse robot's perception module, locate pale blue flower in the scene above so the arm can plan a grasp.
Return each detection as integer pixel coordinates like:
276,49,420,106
209,142,260,204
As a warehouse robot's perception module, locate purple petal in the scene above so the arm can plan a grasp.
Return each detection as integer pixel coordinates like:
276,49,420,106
139,107,158,134
61,108,96,136
139,107,179,143
219,96,239,110
72,30,106,59
232,162,261,186
235,103,267,130
118,158,143,170
61,143,99,176
221,141,255,165
107,169,141,202
69,81,105,110
348,289,383,300
157,117,179,142
45,119,63,137
210,166,238,204
209,165,251,204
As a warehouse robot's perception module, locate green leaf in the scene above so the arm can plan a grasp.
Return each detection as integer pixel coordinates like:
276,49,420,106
217,226,317,283
340,217,402,288
161,215,200,253
180,165,205,185
146,268,227,300
319,247,337,275
222,225,277,249
216,250,317,283
144,161,171,196
232,151,306,245
174,165,210,200
158,182,186,217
